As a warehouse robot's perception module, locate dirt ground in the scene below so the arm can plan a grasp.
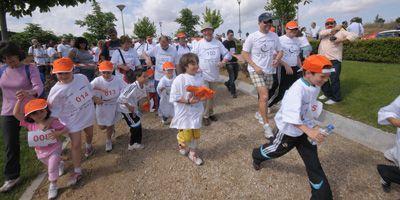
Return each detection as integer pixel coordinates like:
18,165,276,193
32,85,400,200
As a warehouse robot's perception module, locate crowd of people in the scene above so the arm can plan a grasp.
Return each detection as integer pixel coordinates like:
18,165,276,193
0,11,399,200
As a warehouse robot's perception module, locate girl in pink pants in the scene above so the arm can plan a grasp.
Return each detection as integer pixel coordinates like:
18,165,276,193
13,98,68,199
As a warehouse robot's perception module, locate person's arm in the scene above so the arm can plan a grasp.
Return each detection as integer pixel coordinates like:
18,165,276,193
219,41,232,63
279,60,293,75
318,29,333,38
142,48,154,67
241,36,263,74
295,124,325,144
378,96,400,126
16,65,44,98
68,48,76,62
13,98,25,122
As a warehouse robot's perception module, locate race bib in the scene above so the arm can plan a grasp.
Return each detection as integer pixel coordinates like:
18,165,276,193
308,100,323,120
103,88,118,100
69,86,92,109
204,48,219,60
28,130,57,147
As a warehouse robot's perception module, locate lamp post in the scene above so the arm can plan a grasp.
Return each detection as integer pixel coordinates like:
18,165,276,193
237,0,242,39
116,4,126,35
159,22,163,36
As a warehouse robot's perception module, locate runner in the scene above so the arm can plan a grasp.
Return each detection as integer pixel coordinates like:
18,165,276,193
191,22,231,126
222,29,239,98
241,12,283,138
156,62,176,125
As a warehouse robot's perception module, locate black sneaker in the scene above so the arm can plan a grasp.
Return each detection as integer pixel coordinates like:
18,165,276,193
381,179,391,193
232,93,237,98
203,118,211,126
252,159,261,171
209,115,218,122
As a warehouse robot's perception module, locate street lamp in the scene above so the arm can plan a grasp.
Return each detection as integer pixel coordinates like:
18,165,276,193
159,22,163,36
116,4,126,35
237,0,242,39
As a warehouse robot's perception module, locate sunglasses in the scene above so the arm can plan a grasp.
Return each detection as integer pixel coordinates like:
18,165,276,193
101,71,112,74
325,22,335,26
262,20,273,25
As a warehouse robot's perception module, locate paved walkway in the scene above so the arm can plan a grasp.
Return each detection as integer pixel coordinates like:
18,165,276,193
32,85,399,199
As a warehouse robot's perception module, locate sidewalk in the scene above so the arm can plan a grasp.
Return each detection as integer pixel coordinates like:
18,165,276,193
31,85,399,199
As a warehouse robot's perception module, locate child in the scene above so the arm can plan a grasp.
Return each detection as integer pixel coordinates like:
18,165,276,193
146,68,158,112
377,95,400,192
170,53,207,166
252,55,335,199
91,61,126,152
156,61,176,125
47,57,99,186
118,68,150,150
13,98,68,199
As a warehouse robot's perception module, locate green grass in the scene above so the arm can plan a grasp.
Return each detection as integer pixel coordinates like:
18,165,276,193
0,128,42,200
323,61,400,133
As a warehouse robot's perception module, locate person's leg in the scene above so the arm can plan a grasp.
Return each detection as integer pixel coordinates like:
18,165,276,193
123,113,142,145
68,132,82,172
154,80,160,109
231,63,239,95
269,66,288,107
296,134,332,200
106,125,114,141
47,152,61,183
330,60,342,102
203,81,217,119
268,67,281,108
1,116,21,181
256,86,269,124
377,164,400,188
225,63,234,92
83,125,94,146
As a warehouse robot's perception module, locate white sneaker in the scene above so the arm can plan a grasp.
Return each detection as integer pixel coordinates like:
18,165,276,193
263,124,274,139
318,95,327,100
254,112,263,124
128,143,144,151
324,99,337,105
384,149,399,166
48,184,58,199
188,152,203,166
58,161,64,177
105,140,112,152
0,177,21,193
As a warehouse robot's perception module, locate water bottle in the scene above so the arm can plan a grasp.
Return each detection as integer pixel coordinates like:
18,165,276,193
309,124,335,145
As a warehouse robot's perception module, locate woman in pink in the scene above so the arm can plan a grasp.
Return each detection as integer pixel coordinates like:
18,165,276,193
13,98,67,199
0,41,43,192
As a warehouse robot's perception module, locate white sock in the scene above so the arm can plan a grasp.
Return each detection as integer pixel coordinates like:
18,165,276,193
74,168,82,174
85,143,91,148
49,182,57,189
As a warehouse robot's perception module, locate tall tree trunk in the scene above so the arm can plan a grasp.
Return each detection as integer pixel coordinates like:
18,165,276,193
0,7,8,41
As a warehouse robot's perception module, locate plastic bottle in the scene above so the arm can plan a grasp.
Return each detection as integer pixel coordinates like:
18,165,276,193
309,124,335,145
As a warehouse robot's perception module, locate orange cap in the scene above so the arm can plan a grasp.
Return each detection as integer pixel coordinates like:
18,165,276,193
24,99,48,117
98,61,114,72
146,68,154,77
302,55,334,73
286,21,299,29
52,57,74,74
326,18,336,23
269,26,276,32
162,62,175,70
177,32,186,38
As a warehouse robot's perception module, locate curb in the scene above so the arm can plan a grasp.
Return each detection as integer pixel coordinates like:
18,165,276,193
220,75,396,153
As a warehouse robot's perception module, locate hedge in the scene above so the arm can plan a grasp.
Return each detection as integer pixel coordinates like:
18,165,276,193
309,38,400,63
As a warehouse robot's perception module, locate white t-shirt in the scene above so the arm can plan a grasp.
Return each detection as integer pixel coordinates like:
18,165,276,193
134,42,145,58
144,42,156,54
176,45,191,64
28,46,48,65
242,31,282,74
310,26,321,38
297,35,311,48
279,35,301,67
274,78,321,137
91,47,100,62
110,48,141,79
91,76,126,126
378,96,400,154
157,75,175,118
169,73,205,129
57,44,72,58
146,45,177,81
48,74,95,133
118,81,148,114
191,38,231,82
347,22,364,37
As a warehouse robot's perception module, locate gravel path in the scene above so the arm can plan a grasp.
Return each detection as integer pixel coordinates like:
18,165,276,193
32,85,400,200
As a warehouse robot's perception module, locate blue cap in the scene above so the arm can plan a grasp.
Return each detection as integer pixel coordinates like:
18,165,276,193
258,12,273,22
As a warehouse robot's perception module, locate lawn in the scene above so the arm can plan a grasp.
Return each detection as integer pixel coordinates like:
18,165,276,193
222,60,400,133
0,128,42,200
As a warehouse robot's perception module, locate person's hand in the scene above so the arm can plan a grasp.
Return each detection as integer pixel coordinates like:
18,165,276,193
128,105,135,113
16,90,30,100
93,97,103,105
331,25,342,33
118,64,129,71
306,127,326,144
48,130,62,140
388,117,400,128
189,96,200,104
272,59,280,68
253,65,263,75
285,66,293,75
218,61,226,68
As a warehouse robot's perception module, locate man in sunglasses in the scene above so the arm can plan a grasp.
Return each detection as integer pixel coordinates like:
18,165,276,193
242,12,283,139
100,28,121,61
317,18,357,105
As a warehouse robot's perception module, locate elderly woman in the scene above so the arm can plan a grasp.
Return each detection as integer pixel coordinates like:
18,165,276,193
0,41,44,192
110,35,141,80
68,37,96,81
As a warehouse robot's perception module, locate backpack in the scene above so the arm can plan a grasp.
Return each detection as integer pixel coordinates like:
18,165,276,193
0,65,46,98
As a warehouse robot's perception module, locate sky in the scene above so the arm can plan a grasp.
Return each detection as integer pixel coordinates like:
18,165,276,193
6,0,400,38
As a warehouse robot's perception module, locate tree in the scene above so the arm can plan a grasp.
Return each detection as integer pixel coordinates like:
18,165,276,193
133,17,157,40
396,17,400,24
75,0,116,42
374,14,385,26
175,8,200,37
60,33,76,41
9,23,59,51
0,0,89,41
201,7,223,30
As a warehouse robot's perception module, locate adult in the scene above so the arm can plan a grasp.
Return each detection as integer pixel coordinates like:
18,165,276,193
222,29,239,98
144,36,156,65
91,40,103,63
347,18,364,37
175,32,191,75
318,18,358,104
241,12,283,138
68,37,96,82
297,28,312,59
309,22,321,40
100,28,121,61
133,39,146,65
46,40,58,64
28,39,48,82
111,35,142,80
57,38,72,58
268,21,302,108
191,22,231,126
0,42,44,192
